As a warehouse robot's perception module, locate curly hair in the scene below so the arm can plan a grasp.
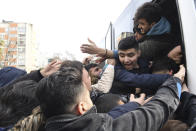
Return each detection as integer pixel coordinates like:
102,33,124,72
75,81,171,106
134,2,162,24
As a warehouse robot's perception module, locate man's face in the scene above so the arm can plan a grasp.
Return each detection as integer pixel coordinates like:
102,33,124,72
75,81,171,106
76,68,93,115
81,84,93,111
82,68,92,91
134,31,144,41
138,18,154,34
118,48,140,70
89,66,102,78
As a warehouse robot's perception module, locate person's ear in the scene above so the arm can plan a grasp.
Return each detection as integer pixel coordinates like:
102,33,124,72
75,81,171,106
169,70,173,75
76,102,88,115
150,22,156,28
137,50,141,57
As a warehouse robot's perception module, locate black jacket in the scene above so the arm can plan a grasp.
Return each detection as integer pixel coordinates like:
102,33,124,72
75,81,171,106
45,77,181,131
175,92,196,131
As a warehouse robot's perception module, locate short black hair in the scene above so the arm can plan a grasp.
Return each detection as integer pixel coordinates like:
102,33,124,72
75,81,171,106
94,93,123,113
134,2,162,24
118,36,139,51
151,57,179,74
36,60,85,118
85,63,98,72
0,80,38,127
60,60,84,74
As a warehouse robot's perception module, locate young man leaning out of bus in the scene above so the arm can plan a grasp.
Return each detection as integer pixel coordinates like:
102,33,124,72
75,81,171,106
82,37,172,95
36,59,185,131
110,37,173,95
134,2,181,62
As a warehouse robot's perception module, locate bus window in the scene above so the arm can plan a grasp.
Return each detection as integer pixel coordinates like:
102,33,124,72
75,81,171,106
195,0,196,9
105,23,112,50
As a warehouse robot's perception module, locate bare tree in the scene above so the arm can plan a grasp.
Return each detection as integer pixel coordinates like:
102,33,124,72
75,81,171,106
64,50,76,60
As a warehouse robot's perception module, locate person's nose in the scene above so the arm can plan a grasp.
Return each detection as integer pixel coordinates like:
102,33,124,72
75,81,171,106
138,24,141,28
124,56,130,63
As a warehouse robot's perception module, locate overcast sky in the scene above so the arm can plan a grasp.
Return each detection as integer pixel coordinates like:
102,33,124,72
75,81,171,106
0,0,131,60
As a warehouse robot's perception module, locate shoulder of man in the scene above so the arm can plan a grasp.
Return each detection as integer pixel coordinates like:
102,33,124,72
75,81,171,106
138,33,174,43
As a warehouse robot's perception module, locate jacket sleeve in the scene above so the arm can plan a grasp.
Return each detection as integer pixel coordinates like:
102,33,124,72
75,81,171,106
4,70,43,87
114,67,170,90
112,77,180,131
92,65,114,93
176,91,196,126
113,50,118,59
108,102,140,119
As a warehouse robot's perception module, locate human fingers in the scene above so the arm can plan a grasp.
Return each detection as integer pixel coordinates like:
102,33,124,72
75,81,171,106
174,65,185,82
139,93,146,100
49,60,57,66
80,45,92,53
88,38,96,45
81,44,90,47
53,62,62,69
179,65,185,76
143,96,153,104
182,83,189,93
129,94,135,101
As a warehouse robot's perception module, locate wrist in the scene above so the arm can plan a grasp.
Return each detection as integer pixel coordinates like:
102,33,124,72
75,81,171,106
38,69,44,78
40,69,47,77
98,48,107,56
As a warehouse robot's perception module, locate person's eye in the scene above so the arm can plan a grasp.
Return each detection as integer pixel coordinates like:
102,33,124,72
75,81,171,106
128,53,135,57
119,54,125,57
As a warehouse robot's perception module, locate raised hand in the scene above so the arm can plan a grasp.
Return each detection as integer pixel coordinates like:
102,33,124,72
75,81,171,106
80,38,106,56
40,60,62,77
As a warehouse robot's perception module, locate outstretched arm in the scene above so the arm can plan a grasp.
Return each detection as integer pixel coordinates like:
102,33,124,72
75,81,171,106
80,38,114,63
6,60,62,85
115,67,170,90
112,65,185,131
108,93,152,119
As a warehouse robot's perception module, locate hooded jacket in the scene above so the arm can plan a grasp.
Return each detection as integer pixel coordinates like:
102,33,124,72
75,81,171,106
44,77,181,131
139,17,178,61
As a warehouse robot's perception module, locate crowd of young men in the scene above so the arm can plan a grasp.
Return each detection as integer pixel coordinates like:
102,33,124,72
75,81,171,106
0,1,196,131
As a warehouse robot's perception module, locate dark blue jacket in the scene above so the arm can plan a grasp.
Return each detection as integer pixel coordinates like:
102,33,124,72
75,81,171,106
0,67,26,87
114,57,170,91
108,102,140,119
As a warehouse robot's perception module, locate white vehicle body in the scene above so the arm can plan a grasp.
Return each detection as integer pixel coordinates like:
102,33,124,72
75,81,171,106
177,0,196,94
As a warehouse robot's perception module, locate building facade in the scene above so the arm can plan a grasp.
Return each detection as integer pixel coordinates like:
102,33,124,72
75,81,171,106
0,20,38,72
